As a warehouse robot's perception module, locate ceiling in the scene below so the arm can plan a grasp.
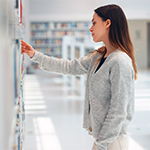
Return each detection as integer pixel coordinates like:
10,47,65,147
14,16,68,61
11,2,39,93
28,0,150,20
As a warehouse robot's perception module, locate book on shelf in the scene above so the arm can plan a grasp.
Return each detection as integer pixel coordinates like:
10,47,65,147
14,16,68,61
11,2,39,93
30,22,49,30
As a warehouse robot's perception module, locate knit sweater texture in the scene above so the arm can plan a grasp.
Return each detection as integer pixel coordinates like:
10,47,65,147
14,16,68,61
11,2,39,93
31,49,135,150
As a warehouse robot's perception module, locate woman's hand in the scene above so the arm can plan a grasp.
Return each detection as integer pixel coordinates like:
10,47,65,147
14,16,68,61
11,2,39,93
21,40,35,58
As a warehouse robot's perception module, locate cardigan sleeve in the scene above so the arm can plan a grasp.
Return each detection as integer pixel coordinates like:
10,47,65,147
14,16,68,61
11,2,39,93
30,51,92,75
95,56,134,149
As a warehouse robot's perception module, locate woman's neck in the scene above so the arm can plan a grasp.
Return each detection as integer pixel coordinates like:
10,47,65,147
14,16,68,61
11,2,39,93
103,41,118,58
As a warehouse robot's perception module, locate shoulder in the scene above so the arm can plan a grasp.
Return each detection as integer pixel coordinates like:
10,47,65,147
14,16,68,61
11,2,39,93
108,51,134,81
107,50,134,77
109,50,132,67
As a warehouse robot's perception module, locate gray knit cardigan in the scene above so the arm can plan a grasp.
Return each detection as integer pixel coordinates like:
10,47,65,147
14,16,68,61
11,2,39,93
31,49,135,150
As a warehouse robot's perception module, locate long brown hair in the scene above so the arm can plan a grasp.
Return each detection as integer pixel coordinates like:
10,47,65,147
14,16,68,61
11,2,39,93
89,4,138,80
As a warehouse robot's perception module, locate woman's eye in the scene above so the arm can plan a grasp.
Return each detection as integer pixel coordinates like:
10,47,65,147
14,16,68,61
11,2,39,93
93,22,96,25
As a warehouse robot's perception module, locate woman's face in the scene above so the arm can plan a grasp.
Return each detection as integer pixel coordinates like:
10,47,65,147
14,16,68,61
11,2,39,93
89,13,110,43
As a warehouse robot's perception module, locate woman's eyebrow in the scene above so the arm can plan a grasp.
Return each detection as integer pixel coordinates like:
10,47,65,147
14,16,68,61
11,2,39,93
91,19,95,22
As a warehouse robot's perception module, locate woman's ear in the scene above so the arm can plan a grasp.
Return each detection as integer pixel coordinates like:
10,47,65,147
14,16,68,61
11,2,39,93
105,19,111,29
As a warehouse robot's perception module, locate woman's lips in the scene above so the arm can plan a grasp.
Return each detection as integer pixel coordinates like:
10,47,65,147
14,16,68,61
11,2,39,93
92,34,94,36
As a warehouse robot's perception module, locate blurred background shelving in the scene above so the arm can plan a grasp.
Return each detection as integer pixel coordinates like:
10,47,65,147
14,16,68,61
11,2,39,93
30,21,91,57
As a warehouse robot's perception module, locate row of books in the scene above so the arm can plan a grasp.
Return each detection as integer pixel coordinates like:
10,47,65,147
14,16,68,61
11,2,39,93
36,47,61,57
31,39,62,45
30,22,91,30
30,23,49,30
30,31,91,38
14,39,25,150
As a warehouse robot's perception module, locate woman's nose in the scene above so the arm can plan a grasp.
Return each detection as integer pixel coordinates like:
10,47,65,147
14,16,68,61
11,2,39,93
89,26,93,32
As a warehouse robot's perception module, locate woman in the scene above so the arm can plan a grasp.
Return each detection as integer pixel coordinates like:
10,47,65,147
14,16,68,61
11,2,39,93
22,4,137,150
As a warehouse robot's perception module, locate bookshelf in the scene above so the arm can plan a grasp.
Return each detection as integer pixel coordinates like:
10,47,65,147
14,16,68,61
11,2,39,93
0,0,25,150
62,36,94,98
30,21,91,58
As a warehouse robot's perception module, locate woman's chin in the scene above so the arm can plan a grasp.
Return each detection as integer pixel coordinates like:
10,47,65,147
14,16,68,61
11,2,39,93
93,37,102,43
92,38,97,42
93,38,101,43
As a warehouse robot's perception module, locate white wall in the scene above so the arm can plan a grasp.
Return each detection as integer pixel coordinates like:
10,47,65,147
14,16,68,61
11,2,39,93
0,1,18,149
128,20,150,69
100,0,150,20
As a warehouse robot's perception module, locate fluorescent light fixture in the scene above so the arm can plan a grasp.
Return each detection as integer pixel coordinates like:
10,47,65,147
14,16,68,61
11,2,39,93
25,111,47,115
24,95,44,100
25,100,45,104
25,105,47,110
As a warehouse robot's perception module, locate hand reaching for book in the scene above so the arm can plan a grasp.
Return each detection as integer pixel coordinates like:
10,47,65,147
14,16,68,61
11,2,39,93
21,40,35,58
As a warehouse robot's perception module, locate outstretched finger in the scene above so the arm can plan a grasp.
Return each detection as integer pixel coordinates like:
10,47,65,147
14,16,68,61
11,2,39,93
21,40,30,47
22,49,30,54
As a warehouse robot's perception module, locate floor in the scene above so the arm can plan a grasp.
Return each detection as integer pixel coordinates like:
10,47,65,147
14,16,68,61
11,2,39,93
24,69,150,150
